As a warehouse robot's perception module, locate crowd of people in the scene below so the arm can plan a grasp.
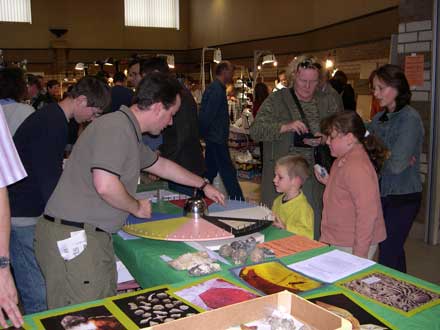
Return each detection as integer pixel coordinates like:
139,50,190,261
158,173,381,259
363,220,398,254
251,57,423,269
0,55,424,327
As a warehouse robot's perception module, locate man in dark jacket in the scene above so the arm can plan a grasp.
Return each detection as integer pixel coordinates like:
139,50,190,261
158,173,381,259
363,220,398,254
141,57,205,196
199,61,244,200
109,71,134,113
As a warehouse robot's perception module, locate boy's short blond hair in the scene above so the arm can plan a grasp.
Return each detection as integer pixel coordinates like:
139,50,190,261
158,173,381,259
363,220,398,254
275,155,310,183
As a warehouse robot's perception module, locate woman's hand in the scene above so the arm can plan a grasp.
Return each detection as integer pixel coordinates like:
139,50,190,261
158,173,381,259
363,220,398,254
314,165,329,185
280,120,308,134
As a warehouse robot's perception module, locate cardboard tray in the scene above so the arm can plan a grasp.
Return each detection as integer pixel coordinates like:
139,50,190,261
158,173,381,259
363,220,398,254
144,290,351,330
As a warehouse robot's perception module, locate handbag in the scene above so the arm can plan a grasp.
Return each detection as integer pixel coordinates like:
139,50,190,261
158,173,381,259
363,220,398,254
287,88,335,172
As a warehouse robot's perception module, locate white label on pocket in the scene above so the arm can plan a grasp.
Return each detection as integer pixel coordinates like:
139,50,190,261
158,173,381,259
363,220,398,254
57,230,87,261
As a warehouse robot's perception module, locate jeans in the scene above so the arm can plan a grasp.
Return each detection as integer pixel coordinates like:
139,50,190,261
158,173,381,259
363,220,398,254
204,141,244,200
10,225,47,314
379,193,422,273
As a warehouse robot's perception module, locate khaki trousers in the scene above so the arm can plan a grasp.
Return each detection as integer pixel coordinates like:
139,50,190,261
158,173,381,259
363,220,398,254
35,217,117,309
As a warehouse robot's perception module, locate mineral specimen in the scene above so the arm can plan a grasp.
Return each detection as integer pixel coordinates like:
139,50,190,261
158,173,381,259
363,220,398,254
231,248,248,265
188,262,221,276
250,248,264,263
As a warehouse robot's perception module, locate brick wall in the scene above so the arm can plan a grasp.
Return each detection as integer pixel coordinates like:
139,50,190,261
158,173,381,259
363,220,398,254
397,0,433,224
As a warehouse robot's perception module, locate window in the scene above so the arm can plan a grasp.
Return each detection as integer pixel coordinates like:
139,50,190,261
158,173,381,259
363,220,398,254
124,0,179,29
0,0,32,23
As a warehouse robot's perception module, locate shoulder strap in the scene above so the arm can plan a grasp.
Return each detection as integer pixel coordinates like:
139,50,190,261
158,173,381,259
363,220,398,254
288,88,311,129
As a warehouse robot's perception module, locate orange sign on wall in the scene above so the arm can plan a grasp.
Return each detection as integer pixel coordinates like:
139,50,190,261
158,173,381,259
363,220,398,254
405,54,424,87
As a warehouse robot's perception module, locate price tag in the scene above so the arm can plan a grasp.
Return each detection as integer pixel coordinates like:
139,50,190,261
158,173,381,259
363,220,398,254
361,276,382,285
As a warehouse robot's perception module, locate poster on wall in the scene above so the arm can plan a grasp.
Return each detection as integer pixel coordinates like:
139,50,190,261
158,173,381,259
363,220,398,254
404,54,424,87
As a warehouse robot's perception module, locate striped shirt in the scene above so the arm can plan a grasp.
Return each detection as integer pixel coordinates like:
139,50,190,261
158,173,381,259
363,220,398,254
0,105,26,188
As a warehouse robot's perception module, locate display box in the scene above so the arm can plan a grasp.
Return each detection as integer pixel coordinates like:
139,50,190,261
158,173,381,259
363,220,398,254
144,290,351,330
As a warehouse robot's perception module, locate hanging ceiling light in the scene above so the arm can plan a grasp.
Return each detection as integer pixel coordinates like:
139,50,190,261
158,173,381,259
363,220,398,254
325,58,334,69
166,54,175,69
104,58,114,66
75,62,85,70
213,48,222,63
157,54,175,69
262,54,276,65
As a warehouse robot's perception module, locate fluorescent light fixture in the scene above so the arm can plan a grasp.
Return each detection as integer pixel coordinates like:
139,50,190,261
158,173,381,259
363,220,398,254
0,0,32,23
262,54,276,65
124,0,179,29
213,48,222,63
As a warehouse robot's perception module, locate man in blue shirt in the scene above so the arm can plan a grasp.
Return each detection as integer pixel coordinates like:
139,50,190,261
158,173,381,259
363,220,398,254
8,76,110,314
199,61,244,200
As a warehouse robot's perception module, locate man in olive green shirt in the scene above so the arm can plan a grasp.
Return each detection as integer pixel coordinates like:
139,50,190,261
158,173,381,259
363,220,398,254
35,73,225,309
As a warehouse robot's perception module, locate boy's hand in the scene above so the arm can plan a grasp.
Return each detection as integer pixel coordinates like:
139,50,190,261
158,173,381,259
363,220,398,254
272,214,286,230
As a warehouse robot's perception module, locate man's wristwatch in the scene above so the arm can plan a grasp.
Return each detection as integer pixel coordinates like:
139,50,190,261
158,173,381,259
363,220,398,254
0,256,10,268
199,178,210,191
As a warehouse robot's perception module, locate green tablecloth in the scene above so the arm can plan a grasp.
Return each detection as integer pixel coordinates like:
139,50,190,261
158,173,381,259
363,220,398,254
113,226,292,288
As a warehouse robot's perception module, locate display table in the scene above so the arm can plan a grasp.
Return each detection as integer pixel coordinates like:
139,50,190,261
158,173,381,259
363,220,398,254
22,240,440,330
17,196,440,330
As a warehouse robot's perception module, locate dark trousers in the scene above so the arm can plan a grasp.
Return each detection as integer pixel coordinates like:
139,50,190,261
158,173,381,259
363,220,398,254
379,193,422,273
204,141,244,200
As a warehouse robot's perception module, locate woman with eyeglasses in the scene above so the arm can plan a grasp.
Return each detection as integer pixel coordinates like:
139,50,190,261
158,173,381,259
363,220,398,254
369,64,424,272
250,55,343,239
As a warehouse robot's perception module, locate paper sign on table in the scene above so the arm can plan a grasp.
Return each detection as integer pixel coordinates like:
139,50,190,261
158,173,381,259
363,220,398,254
288,249,375,283
257,235,326,258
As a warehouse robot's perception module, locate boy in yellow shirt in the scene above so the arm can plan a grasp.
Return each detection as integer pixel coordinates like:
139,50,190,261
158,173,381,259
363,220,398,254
272,155,314,239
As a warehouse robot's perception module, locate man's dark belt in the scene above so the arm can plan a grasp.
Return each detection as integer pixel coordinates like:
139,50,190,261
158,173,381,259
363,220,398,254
43,215,105,232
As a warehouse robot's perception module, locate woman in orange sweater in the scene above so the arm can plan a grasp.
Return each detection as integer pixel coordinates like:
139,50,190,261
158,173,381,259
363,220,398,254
315,111,388,259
